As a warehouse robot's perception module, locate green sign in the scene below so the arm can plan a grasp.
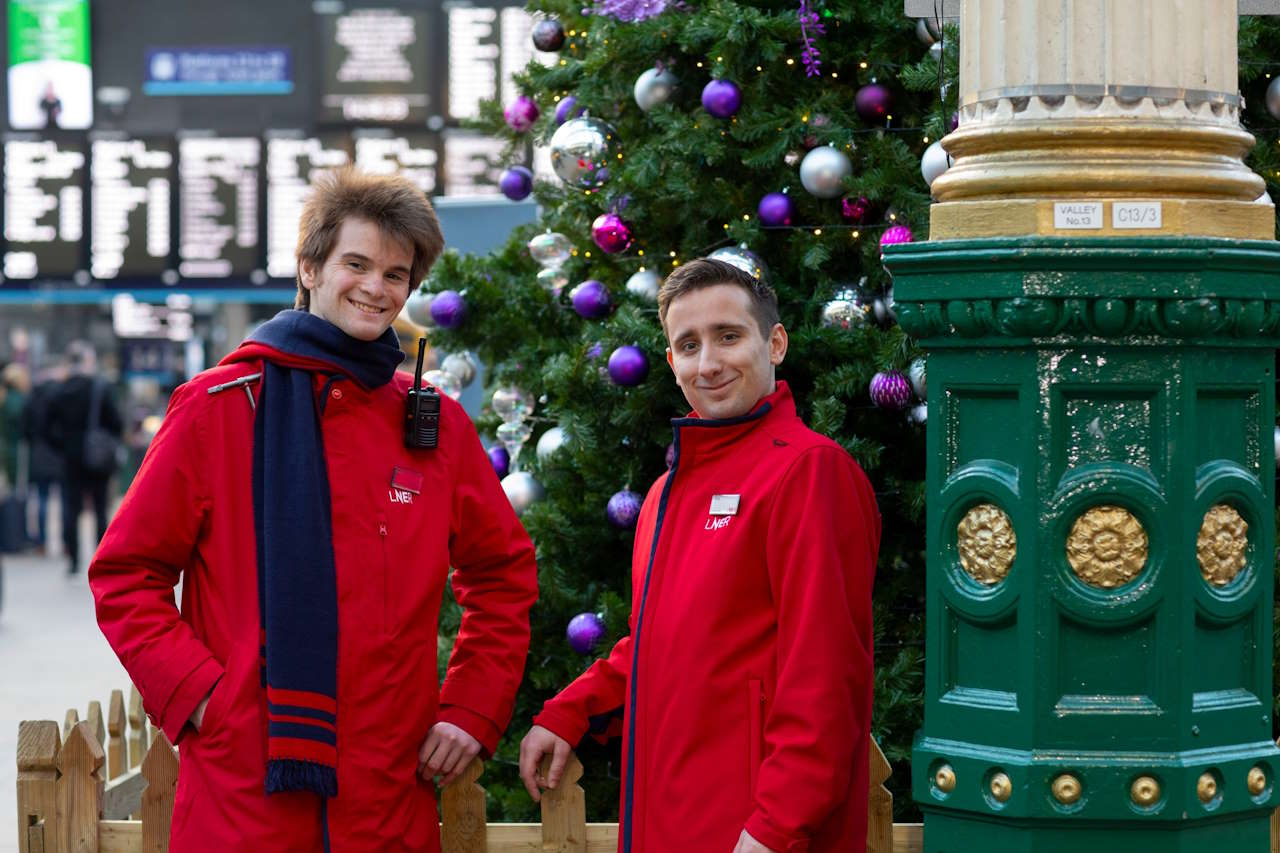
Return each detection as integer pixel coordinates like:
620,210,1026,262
7,0,92,129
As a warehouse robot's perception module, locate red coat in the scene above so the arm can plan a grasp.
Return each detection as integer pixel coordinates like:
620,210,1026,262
89,353,538,852
534,383,879,853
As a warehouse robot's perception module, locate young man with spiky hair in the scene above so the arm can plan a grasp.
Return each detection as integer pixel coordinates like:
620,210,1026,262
91,168,538,852
520,258,880,853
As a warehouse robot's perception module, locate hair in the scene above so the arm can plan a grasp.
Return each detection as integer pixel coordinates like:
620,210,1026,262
657,257,780,339
294,167,445,309
65,340,96,372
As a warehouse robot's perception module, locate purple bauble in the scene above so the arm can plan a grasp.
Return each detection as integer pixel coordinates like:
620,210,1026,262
592,213,633,253
869,370,913,410
841,195,871,224
586,341,604,360
701,79,742,119
499,166,534,201
487,445,510,479
854,83,893,124
504,96,540,132
948,111,960,132
606,488,644,528
570,279,612,319
664,442,675,468
429,289,467,328
607,344,649,386
757,192,795,227
532,18,566,51
555,95,585,125
567,612,606,654
879,224,914,248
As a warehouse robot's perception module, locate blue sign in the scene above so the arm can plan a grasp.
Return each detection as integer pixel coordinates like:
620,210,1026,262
144,47,292,96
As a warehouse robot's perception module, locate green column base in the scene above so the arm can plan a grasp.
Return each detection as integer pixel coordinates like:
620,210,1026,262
920,810,1268,853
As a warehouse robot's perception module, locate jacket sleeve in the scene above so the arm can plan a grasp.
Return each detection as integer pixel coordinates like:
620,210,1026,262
437,418,539,755
88,382,221,744
743,446,880,853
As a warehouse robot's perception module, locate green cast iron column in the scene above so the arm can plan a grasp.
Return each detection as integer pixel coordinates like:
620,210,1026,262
884,236,1280,851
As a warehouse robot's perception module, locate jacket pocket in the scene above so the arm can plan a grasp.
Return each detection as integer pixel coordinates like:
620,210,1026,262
197,646,241,740
747,678,764,798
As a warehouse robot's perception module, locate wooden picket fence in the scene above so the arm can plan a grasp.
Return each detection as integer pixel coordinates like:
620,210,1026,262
17,684,923,853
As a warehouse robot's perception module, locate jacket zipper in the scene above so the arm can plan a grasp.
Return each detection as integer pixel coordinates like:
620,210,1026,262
378,518,389,632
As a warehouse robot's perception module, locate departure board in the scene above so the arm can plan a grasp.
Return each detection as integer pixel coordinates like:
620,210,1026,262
266,132,351,278
3,136,85,280
447,6,548,121
443,132,505,197
354,132,437,196
90,137,173,280
178,136,260,278
319,8,430,124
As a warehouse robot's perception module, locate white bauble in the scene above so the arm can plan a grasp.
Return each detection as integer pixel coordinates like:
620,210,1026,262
404,290,436,327
634,67,678,112
921,139,953,191
536,426,568,461
799,146,853,199
625,268,661,301
441,351,478,388
502,471,545,515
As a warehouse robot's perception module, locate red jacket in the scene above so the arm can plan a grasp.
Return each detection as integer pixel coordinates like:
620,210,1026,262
89,352,538,852
534,383,880,853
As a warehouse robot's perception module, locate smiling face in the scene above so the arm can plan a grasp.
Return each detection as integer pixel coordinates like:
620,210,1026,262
301,217,414,341
664,283,788,420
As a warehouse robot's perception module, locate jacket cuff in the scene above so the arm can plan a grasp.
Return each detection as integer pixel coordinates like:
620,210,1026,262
158,657,223,745
531,705,589,748
743,812,809,853
437,705,502,757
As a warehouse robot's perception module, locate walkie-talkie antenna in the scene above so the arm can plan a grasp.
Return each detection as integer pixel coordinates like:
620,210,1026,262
412,337,427,423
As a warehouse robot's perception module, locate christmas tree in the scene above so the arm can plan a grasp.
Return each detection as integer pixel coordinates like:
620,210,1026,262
420,0,1280,823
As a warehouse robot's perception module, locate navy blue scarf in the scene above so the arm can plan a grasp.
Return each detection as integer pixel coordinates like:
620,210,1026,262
245,310,404,797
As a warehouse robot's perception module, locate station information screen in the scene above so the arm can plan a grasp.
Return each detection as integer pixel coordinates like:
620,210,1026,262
354,132,437,196
443,131,505,197
90,137,173,280
178,136,260,278
266,133,351,278
319,7,430,124
3,136,84,280
447,6,543,121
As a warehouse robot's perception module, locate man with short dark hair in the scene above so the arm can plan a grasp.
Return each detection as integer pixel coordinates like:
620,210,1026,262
519,258,880,852
90,168,538,852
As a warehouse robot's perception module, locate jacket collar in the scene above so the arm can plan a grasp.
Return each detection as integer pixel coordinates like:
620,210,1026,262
671,381,794,458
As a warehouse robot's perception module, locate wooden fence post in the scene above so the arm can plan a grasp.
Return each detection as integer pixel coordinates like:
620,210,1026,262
127,687,148,770
106,691,126,781
440,758,486,853
56,721,104,853
867,739,894,853
539,753,586,853
140,731,178,853
62,710,78,741
17,720,60,853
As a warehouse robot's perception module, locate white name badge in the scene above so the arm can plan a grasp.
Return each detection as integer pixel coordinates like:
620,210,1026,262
709,494,740,516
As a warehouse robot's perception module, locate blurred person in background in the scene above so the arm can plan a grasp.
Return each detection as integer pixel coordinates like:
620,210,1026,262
0,362,31,552
23,358,69,555
46,341,123,574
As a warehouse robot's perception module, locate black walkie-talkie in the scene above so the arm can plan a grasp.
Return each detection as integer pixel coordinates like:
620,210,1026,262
404,338,440,449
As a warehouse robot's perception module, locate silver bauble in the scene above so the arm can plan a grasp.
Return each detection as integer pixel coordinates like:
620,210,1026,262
528,231,574,268
1268,76,1280,121
916,16,941,45
908,358,926,400
492,386,533,423
441,351,478,388
921,139,953,190
625,268,661,301
501,471,545,516
928,40,943,62
820,289,872,330
634,67,678,112
908,403,928,425
874,287,896,325
536,425,568,461
548,117,620,188
404,289,436,327
708,245,768,282
424,369,462,401
799,146,853,199
538,267,569,295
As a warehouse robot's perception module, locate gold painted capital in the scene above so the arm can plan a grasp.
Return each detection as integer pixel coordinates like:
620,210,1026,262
1131,775,1161,807
990,772,1013,803
1197,505,1248,587
957,504,1016,585
1066,506,1148,589
1052,774,1082,805
1197,772,1219,804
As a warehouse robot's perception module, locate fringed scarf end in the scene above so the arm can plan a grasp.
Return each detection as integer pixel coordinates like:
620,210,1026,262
265,759,338,797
